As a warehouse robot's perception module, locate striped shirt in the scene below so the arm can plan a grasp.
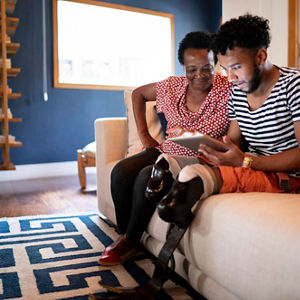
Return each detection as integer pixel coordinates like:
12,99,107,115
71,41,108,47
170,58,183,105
229,66,300,176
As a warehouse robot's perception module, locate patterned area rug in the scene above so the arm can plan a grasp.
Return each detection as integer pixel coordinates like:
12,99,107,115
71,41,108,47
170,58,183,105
0,213,196,299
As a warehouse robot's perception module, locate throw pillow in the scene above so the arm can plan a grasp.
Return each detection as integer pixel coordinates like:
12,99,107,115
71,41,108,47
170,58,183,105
124,90,165,157
82,142,96,158
154,105,167,136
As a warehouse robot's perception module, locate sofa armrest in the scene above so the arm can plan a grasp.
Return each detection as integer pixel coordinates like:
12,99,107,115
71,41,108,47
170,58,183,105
94,117,128,166
94,117,127,222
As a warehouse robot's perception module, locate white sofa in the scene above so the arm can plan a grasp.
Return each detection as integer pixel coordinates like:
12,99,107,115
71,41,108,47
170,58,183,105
94,98,300,300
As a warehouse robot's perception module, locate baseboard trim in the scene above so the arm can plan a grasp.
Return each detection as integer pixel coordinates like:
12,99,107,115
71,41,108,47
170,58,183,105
0,161,96,182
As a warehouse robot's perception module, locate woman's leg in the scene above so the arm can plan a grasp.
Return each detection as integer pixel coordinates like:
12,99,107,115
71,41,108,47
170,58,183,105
99,161,171,266
100,155,207,266
110,148,160,234
126,165,174,242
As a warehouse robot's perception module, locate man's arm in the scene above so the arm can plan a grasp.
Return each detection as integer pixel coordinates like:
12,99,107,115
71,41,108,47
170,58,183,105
250,121,300,171
227,120,243,148
131,83,158,148
199,121,300,172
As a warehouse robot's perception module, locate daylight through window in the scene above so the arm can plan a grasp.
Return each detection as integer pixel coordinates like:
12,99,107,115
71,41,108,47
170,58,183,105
53,0,174,90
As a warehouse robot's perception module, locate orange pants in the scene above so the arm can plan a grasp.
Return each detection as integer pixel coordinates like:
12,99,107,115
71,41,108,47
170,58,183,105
219,166,300,193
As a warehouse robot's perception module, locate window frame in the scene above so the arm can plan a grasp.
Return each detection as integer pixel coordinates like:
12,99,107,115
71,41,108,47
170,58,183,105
52,0,174,90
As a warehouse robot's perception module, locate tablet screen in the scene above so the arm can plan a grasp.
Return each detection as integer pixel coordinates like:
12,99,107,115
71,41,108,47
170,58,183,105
169,134,227,152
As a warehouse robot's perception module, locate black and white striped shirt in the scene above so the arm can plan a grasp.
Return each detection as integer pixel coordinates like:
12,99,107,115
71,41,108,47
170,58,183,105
229,66,300,175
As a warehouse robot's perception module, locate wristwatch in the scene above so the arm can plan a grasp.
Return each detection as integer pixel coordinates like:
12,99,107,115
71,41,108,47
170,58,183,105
242,156,254,168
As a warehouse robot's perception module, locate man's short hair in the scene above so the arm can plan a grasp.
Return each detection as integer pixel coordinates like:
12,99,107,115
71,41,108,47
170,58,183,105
213,14,271,55
178,31,213,65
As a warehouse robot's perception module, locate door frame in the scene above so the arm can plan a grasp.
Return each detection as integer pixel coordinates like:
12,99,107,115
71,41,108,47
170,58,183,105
288,0,299,67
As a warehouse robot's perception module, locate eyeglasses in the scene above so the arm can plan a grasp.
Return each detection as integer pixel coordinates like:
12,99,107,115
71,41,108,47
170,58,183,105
185,65,214,75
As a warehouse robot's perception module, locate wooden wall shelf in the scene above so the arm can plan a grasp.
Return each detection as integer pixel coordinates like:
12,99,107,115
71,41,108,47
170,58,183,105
0,117,22,122
0,92,21,99
0,3,15,14
0,0,21,170
6,3,15,13
6,0,17,4
0,141,22,147
0,42,20,56
0,67,20,77
0,162,16,170
7,42,20,55
0,17,18,35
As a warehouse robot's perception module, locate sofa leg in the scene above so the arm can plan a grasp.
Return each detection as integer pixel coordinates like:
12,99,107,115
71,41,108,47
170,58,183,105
77,149,86,190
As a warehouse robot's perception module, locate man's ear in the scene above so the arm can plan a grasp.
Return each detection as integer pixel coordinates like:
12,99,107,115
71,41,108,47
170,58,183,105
255,48,267,65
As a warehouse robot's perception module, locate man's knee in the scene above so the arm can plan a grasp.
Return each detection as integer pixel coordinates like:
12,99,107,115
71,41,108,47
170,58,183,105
178,164,219,198
178,165,203,182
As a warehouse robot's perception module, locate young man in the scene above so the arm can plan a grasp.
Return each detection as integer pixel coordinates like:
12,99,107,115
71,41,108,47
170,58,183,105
158,14,300,225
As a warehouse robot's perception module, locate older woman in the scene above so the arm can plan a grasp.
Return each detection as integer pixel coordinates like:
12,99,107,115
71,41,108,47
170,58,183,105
98,31,232,265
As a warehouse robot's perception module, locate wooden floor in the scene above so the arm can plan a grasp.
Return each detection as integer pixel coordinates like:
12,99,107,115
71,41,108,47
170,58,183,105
0,174,98,218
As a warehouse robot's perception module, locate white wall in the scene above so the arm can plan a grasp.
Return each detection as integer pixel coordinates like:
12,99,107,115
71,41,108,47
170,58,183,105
0,161,96,182
222,0,288,66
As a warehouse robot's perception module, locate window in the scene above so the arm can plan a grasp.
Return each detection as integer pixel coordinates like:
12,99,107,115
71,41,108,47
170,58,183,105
53,0,174,90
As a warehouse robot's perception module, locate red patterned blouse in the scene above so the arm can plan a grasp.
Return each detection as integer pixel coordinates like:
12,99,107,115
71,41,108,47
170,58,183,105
156,73,232,157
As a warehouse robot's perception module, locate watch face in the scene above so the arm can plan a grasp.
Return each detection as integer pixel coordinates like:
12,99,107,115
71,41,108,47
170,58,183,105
242,156,253,168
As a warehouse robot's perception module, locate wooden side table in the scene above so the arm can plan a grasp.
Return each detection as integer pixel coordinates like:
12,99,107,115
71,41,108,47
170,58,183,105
77,142,96,190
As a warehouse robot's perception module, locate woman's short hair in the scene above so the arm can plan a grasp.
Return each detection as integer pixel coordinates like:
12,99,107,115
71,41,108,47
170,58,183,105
178,31,213,65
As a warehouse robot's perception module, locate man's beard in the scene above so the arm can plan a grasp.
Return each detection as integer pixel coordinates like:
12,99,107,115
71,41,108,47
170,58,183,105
245,64,261,93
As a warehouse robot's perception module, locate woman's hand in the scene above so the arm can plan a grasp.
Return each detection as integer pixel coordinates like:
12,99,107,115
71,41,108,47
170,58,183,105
198,136,245,167
166,126,198,137
140,134,160,149
132,83,158,149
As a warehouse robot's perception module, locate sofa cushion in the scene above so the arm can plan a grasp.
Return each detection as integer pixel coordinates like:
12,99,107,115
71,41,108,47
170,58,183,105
82,141,96,158
124,90,165,157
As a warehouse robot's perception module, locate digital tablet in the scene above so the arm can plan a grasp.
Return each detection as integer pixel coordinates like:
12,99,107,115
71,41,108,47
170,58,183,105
169,134,228,152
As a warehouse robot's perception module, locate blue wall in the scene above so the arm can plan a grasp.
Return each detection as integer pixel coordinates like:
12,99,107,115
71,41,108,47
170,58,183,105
8,0,221,165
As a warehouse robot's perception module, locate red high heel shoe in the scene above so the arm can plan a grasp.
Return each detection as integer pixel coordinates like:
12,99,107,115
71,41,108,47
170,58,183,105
99,235,140,266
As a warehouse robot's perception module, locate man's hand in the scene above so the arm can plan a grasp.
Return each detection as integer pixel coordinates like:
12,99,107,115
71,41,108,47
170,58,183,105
198,136,245,167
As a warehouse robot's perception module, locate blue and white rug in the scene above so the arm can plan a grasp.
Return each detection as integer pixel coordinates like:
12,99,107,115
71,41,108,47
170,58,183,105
0,213,194,299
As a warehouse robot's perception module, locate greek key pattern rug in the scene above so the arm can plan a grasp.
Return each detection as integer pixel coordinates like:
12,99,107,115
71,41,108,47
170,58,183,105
0,213,192,299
